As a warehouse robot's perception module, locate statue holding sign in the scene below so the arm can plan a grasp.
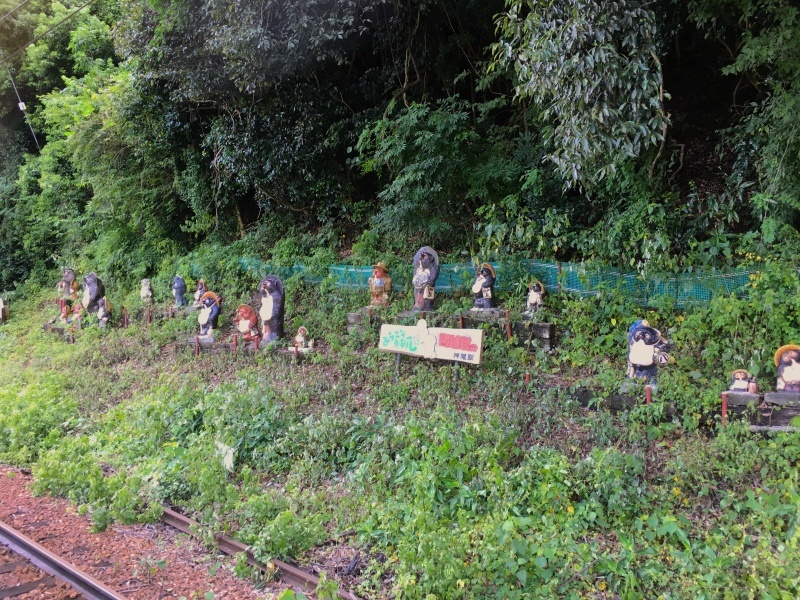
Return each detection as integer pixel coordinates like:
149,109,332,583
198,291,221,339
627,319,670,384
412,246,439,312
368,262,392,306
525,280,545,314
470,263,496,310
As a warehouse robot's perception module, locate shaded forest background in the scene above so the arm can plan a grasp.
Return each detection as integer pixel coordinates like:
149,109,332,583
1,0,799,294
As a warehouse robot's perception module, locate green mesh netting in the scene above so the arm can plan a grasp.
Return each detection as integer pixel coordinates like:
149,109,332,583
200,257,754,307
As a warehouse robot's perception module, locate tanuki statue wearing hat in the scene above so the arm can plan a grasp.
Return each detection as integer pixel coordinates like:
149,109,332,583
775,345,800,392
369,262,392,306
470,263,497,310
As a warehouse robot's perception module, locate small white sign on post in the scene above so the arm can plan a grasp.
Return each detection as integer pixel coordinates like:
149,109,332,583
379,319,483,364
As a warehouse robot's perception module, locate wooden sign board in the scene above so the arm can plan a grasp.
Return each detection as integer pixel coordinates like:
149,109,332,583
379,319,483,364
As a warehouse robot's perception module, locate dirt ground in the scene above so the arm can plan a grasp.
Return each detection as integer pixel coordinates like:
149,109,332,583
0,465,283,600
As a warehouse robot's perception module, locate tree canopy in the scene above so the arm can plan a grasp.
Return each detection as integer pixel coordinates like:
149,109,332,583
1,0,799,290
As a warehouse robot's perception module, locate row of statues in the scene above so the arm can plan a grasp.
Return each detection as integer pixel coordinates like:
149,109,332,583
136,248,546,316
57,269,110,327
726,345,800,394
368,246,545,313
626,320,800,397
55,266,800,395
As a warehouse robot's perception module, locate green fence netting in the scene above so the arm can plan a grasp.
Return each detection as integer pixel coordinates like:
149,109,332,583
224,257,753,308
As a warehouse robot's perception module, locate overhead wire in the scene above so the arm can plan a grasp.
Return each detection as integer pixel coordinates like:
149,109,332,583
0,0,35,25
0,0,96,66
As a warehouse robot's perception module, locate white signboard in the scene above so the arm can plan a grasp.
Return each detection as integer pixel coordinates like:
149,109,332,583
379,319,483,364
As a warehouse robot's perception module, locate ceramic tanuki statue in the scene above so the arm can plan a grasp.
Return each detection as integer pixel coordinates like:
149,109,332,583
294,326,314,353
81,272,106,315
193,279,207,307
172,275,188,307
197,291,221,339
140,279,154,304
626,319,670,385
368,262,392,306
412,246,439,311
234,304,260,342
470,263,496,310
775,345,800,392
729,369,752,391
57,268,79,300
97,298,111,328
259,275,285,342
526,280,545,314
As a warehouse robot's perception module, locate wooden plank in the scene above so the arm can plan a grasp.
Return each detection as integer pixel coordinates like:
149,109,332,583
462,308,505,320
749,426,800,433
0,576,55,598
724,392,761,407
747,404,800,428
763,392,800,406
512,322,555,339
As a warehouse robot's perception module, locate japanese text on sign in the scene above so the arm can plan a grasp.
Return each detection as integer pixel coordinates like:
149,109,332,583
379,320,483,364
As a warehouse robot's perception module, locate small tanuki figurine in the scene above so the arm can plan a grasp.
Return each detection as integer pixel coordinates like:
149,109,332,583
140,279,154,304
774,345,800,392
197,291,221,339
193,279,207,307
97,298,111,328
470,263,496,310
412,246,439,311
294,326,314,353
233,304,260,342
525,280,545,314
57,268,79,299
627,319,671,385
729,369,752,391
71,302,84,323
172,275,188,307
81,272,106,314
258,275,285,342
368,262,392,306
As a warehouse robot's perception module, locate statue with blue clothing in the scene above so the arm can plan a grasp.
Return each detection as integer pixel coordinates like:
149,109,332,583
627,319,670,387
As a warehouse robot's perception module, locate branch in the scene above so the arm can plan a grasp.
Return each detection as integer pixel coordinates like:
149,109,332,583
255,184,310,215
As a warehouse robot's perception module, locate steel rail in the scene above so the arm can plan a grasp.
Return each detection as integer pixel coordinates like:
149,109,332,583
0,520,127,600
161,507,362,600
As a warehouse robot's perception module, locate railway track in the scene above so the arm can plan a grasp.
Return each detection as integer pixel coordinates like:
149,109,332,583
1,482,361,599
160,507,362,600
0,519,126,600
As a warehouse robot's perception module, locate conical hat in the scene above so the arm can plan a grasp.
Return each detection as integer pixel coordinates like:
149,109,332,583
774,344,800,366
199,291,220,306
731,369,750,379
479,263,496,278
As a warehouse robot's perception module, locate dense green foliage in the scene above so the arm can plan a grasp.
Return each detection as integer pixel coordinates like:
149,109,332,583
1,0,800,289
